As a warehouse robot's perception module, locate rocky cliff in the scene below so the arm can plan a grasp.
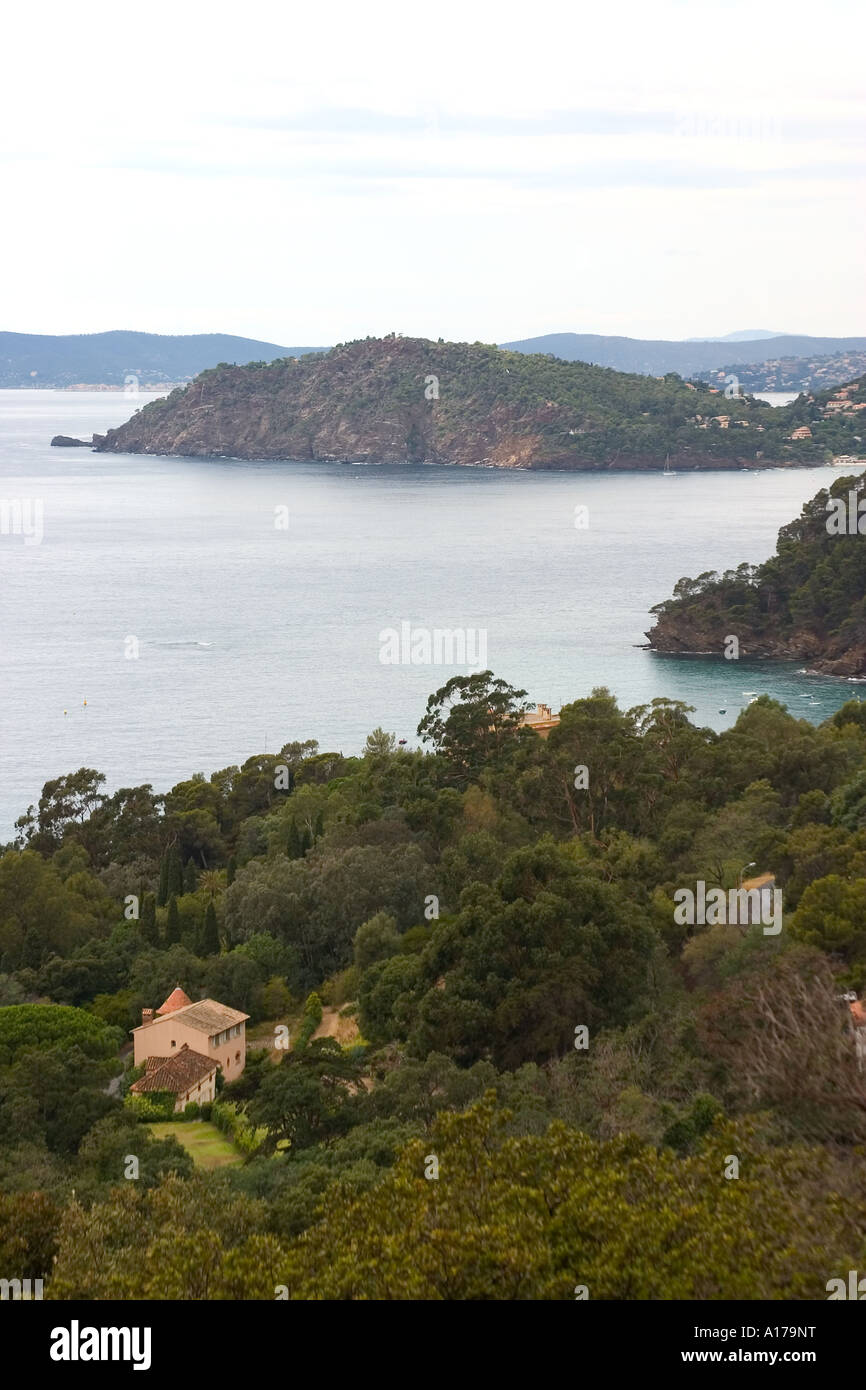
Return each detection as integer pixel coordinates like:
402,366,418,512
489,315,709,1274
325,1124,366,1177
647,471,866,677
93,336,859,471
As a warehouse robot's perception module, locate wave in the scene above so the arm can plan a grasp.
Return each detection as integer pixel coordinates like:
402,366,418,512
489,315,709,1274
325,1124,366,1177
150,640,213,649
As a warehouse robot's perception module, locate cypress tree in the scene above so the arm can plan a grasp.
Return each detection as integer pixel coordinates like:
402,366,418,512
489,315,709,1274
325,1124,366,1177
140,892,157,944
183,857,198,894
157,851,169,907
202,900,220,956
165,895,181,946
226,856,236,886
300,826,312,856
314,811,324,842
167,846,184,900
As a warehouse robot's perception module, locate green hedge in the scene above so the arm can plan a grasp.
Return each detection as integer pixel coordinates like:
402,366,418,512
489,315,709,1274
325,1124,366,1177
124,1090,177,1121
211,1100,260,1156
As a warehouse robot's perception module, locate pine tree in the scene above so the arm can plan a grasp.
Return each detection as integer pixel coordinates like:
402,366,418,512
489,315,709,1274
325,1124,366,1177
167,846,184,899
157,851,169,907
140,892,157,944
165,895,181,946
183,857,198,894
202,900,220,956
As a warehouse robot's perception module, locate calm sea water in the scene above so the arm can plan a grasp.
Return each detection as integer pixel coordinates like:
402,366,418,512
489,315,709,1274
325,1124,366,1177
0,389,857,840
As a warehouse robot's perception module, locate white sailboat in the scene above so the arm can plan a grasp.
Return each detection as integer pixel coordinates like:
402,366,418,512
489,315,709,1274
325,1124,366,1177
663,454,676,477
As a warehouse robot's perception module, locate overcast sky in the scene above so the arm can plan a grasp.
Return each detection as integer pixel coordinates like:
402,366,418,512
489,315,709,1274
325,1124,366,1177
2,0,863,345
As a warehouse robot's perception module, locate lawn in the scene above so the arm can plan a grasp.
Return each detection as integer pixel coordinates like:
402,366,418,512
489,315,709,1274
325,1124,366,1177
147,1120,244,1169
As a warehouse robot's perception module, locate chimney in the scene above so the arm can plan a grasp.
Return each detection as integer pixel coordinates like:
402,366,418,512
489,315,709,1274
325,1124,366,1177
141,1008,154,1027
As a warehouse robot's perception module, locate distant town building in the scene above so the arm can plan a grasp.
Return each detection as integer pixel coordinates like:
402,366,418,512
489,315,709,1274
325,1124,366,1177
848,998,866,1071
519,703,561,738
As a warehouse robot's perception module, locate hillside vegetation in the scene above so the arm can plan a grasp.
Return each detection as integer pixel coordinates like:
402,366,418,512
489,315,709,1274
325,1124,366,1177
6,678,866,1296
96,335,866,469
648,468,866,675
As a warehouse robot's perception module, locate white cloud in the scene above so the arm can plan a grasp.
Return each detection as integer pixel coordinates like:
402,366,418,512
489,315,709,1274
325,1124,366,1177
1,0,863,340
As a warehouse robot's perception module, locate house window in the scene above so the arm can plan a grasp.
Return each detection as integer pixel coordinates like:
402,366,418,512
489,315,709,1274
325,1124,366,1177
235,1051,240,1062
171,1040,176,1048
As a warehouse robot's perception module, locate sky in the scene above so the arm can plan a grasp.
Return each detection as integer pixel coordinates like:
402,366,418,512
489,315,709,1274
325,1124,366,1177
1,0,864,346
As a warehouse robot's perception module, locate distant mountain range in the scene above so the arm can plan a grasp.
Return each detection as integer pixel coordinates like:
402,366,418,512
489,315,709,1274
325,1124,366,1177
685,330,785,343
0,331,323,388
5,327,866,394
500,333,866,380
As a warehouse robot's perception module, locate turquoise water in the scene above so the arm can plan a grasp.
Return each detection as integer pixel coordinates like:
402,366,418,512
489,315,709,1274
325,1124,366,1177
0,389,856,839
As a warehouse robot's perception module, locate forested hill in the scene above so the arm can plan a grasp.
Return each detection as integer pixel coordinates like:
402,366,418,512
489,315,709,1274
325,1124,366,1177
647,467,866,676
10,673,866,1297
95,336,866,470
0,330,322,388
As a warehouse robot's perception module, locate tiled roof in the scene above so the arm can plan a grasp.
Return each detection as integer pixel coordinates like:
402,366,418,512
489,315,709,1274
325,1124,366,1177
171,999,250,1034
851,1001,866,1028
130,1045,217,1094
157,986,193,1015
132,997,249,1036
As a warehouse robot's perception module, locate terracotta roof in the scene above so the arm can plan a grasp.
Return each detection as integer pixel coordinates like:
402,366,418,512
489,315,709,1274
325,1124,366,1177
132,997,249,1036
851,1001,866,1028
156,986,193,1016
171,999,249,1034
130,1045,217,1094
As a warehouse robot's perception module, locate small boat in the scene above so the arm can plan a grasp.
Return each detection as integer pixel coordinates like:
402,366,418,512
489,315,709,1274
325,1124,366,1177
719,708,726,714
663,454,676,477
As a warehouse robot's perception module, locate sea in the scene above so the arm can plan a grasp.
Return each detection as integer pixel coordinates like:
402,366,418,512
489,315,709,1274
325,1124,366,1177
0,387,859,840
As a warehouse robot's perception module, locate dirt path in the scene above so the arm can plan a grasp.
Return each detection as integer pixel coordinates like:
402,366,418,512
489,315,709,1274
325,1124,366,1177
312,1007,360,1046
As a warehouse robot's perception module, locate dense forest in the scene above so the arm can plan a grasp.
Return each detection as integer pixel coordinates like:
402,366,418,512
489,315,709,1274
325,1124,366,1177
4,672,866,1298
648,467,866,676
94,336,866,470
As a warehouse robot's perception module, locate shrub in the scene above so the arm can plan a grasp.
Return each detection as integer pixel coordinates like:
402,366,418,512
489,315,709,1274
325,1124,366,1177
294,991,324,1051
212,1100,260,1156
124,1091,176,1122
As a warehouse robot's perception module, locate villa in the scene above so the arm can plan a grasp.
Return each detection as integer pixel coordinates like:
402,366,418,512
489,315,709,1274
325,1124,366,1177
130,987,249,1110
